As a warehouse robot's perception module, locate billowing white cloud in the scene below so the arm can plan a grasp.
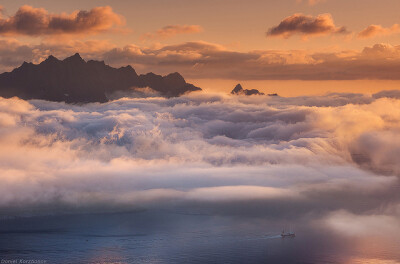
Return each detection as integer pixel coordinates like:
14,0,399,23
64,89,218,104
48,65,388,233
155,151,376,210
0,92,400,219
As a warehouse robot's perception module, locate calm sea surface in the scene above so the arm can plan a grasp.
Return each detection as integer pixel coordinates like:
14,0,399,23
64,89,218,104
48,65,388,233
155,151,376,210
0,211,399,264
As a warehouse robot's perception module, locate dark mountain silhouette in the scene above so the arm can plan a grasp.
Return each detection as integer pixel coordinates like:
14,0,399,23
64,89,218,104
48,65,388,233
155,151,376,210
0,53,201,103
231,84,264,96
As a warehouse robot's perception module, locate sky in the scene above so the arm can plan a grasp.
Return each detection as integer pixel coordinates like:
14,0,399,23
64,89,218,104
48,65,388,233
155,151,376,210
2,0,400,50
1,0,400,94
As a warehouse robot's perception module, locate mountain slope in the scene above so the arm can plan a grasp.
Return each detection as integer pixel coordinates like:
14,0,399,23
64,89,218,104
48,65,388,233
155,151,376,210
0,53,201,103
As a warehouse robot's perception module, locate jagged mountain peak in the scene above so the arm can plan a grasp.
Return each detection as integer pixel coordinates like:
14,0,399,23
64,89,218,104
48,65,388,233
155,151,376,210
0,53,202,103
118,65,137,74
46,55,59,61
231,84,244,94
231,83,264,96
63,53,85,64
21,61,33,67
40,55,60,65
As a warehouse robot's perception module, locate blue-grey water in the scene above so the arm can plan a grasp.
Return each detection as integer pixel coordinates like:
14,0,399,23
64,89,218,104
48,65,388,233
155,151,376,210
0,210,399,264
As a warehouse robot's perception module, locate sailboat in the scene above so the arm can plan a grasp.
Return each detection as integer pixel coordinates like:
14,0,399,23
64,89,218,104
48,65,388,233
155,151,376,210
281,226,295,238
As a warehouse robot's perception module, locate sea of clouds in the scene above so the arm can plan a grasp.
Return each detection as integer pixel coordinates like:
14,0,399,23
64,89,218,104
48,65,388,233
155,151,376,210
1,90,400,236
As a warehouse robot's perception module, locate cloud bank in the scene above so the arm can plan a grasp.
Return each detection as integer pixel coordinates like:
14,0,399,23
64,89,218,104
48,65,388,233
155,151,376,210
3,39,400,80
102,42,400,80
266,13,347,39
0,5,124,36
0,92,400,222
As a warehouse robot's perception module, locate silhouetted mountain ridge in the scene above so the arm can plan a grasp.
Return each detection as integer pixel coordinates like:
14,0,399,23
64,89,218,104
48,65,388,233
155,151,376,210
0,53,201,103
231,84,264,96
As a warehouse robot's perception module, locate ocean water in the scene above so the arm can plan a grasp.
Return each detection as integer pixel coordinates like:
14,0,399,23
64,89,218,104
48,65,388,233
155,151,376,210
0,211,399,264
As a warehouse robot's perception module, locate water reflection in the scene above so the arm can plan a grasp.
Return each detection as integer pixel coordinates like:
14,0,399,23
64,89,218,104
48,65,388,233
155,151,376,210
0,210,399,263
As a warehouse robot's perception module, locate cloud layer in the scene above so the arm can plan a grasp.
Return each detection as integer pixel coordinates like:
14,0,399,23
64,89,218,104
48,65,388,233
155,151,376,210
266,13,347,38
102,42,400,80
3,39,400,80
0,92,400,221
0,5,124,36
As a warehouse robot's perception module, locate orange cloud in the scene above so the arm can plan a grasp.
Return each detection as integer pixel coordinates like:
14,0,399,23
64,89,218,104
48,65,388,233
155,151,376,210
358,24,400,39
361,43,400,58
141,25,203,40
0,5,125,36
267,13,348,39
2,39,400,80
103,42,400,80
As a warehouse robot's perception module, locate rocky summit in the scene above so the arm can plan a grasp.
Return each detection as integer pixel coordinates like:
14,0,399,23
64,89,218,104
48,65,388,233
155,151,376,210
0,53,201,103
231,84,264,96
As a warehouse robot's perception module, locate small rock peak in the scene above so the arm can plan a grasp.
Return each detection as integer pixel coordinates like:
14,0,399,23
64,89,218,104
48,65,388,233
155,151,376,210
235,83,243,90
64,53,85,63
118,65,138,76
165,72,184,80
47,55,58,61
231,83,244,94
118,65,133,70
72,53,82,59
143,72,157,77
20,61,34,68
167,72,182,77
43,55,59,62
39,55,60,65
231,83,264,96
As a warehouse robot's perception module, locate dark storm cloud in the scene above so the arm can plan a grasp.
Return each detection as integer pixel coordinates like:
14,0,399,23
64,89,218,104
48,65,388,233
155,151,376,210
266,13,348,38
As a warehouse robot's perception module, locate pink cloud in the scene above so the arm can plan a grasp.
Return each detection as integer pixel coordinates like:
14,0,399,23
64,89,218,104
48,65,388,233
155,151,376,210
358,24,400,39
267,13,348,39
0,5,125,36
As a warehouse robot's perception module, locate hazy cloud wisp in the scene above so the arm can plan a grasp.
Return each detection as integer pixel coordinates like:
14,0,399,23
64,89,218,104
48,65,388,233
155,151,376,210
141,24,204,40
358,24,400,39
